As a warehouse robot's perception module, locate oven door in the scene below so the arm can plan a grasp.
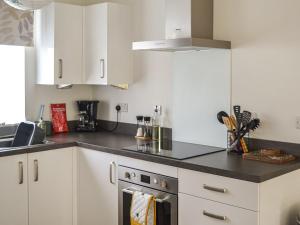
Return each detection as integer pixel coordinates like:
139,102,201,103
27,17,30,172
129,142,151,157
118,180,178,225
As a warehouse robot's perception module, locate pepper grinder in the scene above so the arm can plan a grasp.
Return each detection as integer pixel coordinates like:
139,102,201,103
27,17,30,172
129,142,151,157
136,116,144,137
144,116,152,139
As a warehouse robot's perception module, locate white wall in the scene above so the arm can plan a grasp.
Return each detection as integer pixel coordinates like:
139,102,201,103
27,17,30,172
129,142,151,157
214,0,300,143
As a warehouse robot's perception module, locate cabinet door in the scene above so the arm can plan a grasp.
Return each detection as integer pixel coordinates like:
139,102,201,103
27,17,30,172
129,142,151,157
54,3,83,84
28,148,74,225
0,154,28,225
84,4,108,85
78,148,118,225
179,193,258,225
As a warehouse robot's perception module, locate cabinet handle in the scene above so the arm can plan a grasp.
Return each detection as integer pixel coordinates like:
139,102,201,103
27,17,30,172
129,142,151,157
100,59,105,79
203,184,227,193
34,160,39,182
203,210,227,221
109,161,116,184
18,161,23,184
58,59,63,79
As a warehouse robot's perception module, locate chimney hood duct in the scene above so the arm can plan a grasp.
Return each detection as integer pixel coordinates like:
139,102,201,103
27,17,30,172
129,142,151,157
132,0,231,51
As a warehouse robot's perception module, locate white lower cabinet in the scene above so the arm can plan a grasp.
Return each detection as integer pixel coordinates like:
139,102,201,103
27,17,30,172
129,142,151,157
1,147,299,225
28,148,75,225
179,193,258,225
78,148,118,225
0,154,28,225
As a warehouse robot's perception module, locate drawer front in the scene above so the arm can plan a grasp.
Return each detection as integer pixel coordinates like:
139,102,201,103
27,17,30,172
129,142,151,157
178,169,259,211
179,193,258,225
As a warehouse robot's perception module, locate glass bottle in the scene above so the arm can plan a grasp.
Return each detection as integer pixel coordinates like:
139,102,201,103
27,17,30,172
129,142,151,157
152,106,161,141
37,104,46,137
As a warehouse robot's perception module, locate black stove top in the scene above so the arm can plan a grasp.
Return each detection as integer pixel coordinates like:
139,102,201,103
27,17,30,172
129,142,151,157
123,140,225,160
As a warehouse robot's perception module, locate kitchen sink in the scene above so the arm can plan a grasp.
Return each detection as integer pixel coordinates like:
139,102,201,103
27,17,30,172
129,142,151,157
0,136,55,151
0,137,13,148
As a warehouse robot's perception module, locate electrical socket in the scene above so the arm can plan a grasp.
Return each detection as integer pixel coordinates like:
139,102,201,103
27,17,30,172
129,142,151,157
118,103,128,112
296,116,300,129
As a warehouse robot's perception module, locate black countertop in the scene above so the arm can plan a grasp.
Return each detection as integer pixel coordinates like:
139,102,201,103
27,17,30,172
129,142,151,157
1,132,300,183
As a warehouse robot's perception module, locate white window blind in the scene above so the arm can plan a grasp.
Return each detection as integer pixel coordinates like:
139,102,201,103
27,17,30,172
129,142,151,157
0,45,25,124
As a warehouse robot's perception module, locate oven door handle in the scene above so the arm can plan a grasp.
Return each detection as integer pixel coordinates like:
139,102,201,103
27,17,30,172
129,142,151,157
122,188,168,203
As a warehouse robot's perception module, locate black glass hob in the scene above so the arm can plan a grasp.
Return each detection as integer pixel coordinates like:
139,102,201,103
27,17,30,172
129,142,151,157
123,140,225,160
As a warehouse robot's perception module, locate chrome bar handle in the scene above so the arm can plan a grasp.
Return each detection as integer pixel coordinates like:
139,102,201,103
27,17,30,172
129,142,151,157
121,188,167,203
18,161,23,184
100,59,105,79
58,59,63,79
203,210,227,221
203,184,227,193
109,161,116,184
34,160,39,182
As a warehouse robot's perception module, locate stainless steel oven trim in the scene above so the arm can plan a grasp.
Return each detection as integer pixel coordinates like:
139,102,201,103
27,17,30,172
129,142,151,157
118,165,178,194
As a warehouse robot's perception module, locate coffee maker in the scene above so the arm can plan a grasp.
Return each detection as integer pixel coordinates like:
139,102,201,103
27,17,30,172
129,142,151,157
76,100,99,132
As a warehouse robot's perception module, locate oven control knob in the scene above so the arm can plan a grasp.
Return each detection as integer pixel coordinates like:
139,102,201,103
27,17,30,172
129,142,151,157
131,172,136,178
161,180,168,189
153,178,158,184
125,172,131,179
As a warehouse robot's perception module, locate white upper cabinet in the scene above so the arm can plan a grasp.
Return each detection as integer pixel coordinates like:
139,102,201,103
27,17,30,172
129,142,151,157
83,3,132,85
35,2,132,86
35,3,83,85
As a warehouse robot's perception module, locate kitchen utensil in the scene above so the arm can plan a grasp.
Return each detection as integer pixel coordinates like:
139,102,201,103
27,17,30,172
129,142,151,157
233,105,242,132
223,117,234,132
229,118,261,149
233,105,241,116
248,118,260,131
241,111,252,127
229,115,237,129
229,116,249,153
240,118,261,137
217,111,229,124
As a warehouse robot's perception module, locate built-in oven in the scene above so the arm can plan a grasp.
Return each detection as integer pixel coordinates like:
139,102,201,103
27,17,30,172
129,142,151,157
118,166,178,225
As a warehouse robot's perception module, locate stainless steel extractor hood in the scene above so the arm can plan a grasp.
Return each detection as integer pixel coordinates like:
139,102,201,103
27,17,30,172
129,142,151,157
132,0,231,51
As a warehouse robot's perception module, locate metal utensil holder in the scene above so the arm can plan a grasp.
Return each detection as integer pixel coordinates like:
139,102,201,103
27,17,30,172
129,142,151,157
226,130,243,154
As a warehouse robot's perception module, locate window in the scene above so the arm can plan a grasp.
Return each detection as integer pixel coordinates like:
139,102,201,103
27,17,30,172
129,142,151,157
0,45,25,124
